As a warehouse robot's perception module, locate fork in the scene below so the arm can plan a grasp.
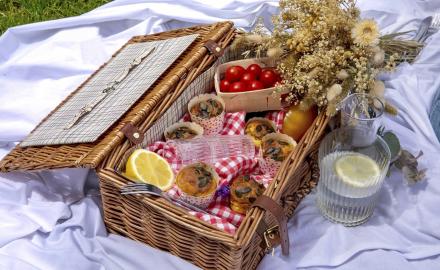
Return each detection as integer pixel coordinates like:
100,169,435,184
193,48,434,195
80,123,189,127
433,13,440,29
420,13,440,43
414,16,432,42
120,182,211,215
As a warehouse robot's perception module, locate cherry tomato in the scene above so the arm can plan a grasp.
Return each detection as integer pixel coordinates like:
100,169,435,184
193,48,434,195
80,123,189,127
248,80,264,91
219,79,231,92
272,73,282,87
225,65,245,82
229,81,247,92
240,72,256,86
246,64,262,78
260,69,277,87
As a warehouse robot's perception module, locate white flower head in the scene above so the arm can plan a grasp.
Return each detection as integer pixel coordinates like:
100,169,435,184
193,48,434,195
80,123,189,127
351,19,380,47
372,80,385,97
326,83,343,101
267,47,283,59
245,34,264,44
372,48,385,66
336,69,349,80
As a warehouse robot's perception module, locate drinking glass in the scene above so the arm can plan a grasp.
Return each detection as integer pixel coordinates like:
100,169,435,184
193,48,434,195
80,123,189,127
170,135,256,165
339,93,384,146
316,127,391,226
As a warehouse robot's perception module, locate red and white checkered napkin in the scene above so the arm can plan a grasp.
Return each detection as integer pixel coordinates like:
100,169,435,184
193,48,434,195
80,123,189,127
266,110,286,131
147,110,285,234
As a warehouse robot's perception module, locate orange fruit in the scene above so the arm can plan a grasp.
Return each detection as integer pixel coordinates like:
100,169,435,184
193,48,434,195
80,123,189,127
281,104,317,142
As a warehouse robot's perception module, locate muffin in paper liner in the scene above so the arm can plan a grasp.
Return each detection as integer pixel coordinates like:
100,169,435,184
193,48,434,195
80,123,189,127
245,117,277,147
259,133,297,177
176,162,219,209
164,122,204,141
229,175,265,214
188,94,225,135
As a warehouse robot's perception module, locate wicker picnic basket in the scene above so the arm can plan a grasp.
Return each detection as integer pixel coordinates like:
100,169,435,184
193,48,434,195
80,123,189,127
97,37,330,270
0,21,330,270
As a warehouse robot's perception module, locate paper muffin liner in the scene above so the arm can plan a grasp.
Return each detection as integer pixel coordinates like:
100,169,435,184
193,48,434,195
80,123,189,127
259,133,297,177
188,94,225,135
164,122,204,141
176,162,219,209
245,117,277,147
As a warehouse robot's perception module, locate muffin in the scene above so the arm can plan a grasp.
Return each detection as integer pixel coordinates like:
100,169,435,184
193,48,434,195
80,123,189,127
230,175,265,214
176,162,219,209
245,117,276,147
259,133,297,177
188,94,225,135
164,122,204,140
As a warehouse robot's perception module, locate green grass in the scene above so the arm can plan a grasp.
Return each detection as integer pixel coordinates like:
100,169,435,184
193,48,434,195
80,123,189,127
0,0,110,34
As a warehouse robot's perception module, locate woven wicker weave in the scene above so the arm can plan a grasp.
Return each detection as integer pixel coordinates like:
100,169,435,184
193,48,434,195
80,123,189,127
0,22,234,172
97,37,330,268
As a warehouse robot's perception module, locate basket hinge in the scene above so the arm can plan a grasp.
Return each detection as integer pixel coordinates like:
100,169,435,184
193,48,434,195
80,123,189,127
252,195,290,256
204,39,224,57
121,123,144,145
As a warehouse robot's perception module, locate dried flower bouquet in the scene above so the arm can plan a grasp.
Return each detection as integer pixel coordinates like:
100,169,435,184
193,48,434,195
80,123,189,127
232,0,423,115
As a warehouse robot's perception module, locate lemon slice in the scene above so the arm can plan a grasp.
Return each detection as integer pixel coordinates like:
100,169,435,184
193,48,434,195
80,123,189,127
334,153,380,188
125,149,174,191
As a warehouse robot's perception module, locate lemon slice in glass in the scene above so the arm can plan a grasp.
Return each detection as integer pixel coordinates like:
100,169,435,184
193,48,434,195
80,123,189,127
334,153,380,188
125,149,174,191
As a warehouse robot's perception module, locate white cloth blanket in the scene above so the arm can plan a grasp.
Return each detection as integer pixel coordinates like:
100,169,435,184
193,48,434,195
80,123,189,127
1,0,440,269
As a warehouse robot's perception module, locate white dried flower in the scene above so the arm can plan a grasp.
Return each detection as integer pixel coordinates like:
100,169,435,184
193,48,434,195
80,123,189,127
326,83,342,101
336,69,349,80
351,19,380,47
372,80,385,97
372,48,385,66
245,34,264,44
308,67,319,78
267,47,283,59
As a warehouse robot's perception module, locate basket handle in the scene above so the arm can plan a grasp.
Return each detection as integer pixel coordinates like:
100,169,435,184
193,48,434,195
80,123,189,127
252,195,289,256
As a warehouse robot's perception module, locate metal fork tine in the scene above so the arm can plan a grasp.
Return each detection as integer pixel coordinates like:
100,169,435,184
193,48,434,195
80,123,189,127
120,186,151,191
121,184,149,188
123,183,149,187
433,13,440,28
121,191,155,195
121,188,149,192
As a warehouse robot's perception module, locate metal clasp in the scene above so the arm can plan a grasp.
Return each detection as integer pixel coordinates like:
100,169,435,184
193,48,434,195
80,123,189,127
263,225,279,256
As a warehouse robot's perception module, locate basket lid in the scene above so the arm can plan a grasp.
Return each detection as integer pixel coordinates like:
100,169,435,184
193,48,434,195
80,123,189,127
0,21,234,172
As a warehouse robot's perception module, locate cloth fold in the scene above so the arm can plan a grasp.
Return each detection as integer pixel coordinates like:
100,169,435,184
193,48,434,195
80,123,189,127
1,0,440,270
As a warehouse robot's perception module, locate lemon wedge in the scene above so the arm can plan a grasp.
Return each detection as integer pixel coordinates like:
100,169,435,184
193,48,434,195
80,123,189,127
125,149,174,191
334,153,380,188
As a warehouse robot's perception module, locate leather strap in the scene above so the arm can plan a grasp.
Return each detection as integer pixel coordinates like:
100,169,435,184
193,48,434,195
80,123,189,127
203,40,224,57
121,123,144,144
252,195,289,256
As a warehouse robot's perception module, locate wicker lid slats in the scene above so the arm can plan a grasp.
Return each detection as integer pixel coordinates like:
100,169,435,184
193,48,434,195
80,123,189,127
21,35,200,147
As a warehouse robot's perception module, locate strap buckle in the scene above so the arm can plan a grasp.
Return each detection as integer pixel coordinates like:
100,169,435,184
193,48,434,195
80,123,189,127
263,225,280,255
252,195,290,256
